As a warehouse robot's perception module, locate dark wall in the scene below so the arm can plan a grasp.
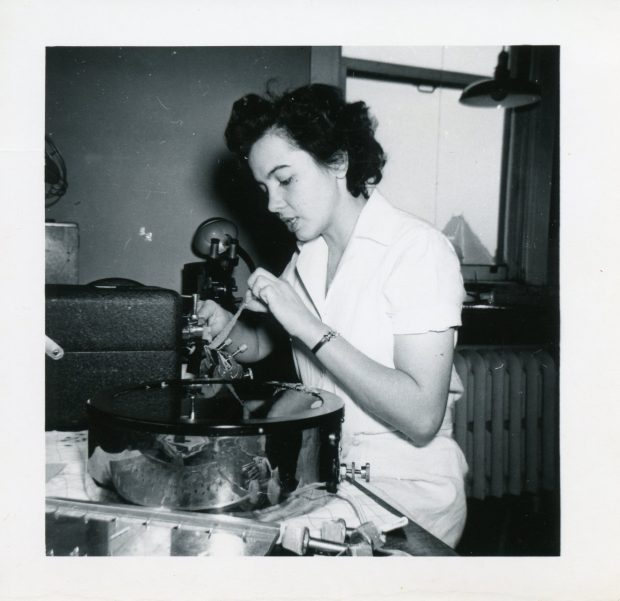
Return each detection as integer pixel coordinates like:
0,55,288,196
45,47,307,291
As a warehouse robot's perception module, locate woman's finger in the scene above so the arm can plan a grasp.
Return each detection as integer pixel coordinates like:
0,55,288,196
196,301,213,324
257,282,272,304
247,267,277,289
242,289,267,312
249,274,274,301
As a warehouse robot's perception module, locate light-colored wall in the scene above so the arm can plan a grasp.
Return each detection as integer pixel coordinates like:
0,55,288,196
45,47,311,291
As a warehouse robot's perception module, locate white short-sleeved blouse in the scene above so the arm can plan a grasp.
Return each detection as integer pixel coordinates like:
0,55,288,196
281,190,468,545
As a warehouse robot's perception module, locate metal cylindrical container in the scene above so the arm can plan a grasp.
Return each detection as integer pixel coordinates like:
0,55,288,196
87,379,343,512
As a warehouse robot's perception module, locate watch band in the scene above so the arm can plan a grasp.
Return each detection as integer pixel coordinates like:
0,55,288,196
311,329,340,354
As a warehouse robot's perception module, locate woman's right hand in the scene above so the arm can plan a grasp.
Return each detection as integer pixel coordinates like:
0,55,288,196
246,268,320,341
196,300,232,343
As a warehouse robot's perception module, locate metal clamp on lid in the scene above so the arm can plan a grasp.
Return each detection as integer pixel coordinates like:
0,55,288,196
311,329,340,354
340,461,371,482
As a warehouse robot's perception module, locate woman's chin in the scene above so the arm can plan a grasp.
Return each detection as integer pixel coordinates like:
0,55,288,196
294,226,321,243
295,232,319,243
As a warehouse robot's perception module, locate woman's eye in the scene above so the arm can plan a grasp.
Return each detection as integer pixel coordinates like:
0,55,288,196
279,176,293,186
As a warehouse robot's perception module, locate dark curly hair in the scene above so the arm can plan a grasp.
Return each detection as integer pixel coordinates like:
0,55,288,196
224,84,386,199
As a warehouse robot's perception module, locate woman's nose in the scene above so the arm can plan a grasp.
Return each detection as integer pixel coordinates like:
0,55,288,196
267,189,286,213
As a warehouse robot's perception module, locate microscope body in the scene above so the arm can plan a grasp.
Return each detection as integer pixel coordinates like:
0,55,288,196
182,237,240,312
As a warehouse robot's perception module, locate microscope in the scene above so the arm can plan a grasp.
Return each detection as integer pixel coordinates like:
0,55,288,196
181,218,256,378
182,217,255,311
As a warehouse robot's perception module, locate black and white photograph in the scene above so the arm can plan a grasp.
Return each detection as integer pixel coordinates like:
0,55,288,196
2,2,619,600
42,44,560,558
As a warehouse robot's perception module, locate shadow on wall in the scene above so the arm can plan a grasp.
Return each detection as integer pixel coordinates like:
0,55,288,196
206,152,297,275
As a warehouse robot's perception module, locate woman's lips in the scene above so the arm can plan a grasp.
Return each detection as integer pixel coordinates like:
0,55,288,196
281,216,299,232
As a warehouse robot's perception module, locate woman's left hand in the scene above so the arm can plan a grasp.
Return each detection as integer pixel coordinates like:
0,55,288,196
246,267,317,339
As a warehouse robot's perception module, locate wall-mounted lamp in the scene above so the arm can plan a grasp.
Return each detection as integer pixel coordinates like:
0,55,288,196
459,48,541,109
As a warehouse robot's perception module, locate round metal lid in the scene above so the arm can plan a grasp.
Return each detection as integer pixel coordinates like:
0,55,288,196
87,379,344,435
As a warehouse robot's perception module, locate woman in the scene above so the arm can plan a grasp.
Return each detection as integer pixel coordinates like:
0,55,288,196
199,84,468,547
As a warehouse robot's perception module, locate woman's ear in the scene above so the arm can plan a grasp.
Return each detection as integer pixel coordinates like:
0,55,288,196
330,151,349,179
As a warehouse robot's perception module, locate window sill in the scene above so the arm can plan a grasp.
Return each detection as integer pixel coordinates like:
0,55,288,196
461,264,508,283
464,281,558,308
460,284,558,347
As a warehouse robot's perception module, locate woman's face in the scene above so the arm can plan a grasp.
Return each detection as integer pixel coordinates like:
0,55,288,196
248,129,342,242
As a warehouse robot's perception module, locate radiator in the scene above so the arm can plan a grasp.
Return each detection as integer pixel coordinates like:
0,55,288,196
453,348,558,500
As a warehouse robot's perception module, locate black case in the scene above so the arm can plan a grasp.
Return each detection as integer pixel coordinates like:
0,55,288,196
45,284,182,430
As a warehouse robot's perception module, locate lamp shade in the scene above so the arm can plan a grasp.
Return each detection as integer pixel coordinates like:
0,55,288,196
459,49,541,109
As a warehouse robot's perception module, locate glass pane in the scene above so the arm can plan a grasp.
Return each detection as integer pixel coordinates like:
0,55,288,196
343,46,501,76
346,76,504,264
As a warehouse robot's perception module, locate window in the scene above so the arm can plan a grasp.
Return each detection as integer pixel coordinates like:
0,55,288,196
346,74,504,268
343,47,505,281
311,46,559,287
